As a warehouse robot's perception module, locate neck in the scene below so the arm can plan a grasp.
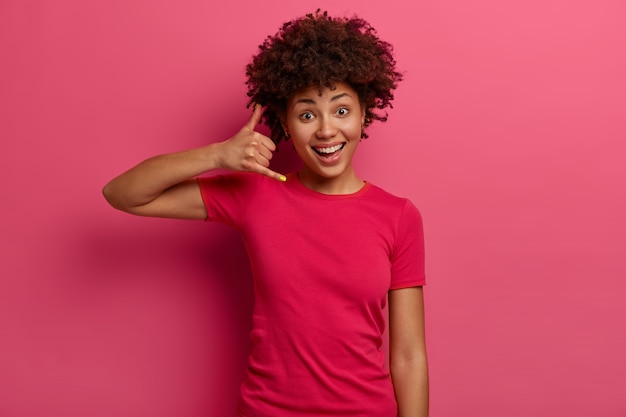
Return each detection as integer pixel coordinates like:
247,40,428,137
296,169,365,195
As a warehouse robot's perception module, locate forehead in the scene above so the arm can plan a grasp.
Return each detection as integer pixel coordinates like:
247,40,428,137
289,82,359,104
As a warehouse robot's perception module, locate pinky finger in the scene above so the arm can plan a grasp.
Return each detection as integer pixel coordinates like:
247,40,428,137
260,167,287,182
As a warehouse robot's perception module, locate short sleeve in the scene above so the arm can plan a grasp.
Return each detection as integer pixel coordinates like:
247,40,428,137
196,172,261,229
389,200,426,289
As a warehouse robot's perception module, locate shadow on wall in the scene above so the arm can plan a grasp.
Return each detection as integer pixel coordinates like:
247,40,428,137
61,219,257,415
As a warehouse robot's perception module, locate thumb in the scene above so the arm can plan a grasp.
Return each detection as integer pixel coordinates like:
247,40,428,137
245,104,263,131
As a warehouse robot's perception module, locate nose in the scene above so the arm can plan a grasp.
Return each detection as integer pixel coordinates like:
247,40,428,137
315,116,337,139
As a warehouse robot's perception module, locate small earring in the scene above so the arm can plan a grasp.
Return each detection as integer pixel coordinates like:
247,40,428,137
284,129,290,138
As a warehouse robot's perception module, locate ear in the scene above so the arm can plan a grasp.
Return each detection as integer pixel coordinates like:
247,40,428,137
278,113,290,137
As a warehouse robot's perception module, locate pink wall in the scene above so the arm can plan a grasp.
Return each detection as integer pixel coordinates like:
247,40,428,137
1,1,625,416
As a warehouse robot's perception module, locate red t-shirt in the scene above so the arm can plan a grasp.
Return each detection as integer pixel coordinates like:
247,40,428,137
198,172,425,417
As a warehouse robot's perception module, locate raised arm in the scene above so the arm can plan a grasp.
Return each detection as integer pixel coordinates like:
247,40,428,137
102,105,285,219
389,286,429,417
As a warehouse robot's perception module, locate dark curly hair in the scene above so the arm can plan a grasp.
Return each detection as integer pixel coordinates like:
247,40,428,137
246,10,402,145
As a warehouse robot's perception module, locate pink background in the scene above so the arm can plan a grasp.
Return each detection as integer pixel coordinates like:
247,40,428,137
1,0,625,416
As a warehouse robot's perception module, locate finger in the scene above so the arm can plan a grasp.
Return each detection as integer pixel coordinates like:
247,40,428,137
255,154,271,168
259,134,277,152
255,142,274,162
258,166,287,182
245,104,263,131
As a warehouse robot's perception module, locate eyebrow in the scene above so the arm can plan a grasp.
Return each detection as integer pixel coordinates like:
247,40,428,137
293,92,353,105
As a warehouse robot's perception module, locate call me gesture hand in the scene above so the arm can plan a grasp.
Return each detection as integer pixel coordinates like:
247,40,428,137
102,104,285,220
217,104,286,182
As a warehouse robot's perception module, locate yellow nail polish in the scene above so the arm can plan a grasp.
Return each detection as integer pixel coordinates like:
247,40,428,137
279,175,287,182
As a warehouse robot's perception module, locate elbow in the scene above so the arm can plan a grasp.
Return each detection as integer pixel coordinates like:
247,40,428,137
102,181,129,212
102,182,113,204
390,351,428,375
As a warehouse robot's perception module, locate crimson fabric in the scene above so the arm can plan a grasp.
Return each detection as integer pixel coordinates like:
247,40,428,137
197,172,425,417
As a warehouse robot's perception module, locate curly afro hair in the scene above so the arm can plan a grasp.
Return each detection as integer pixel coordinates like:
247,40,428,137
246,10,402,145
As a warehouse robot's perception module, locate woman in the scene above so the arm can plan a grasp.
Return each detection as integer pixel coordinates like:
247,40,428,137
103,10,428,417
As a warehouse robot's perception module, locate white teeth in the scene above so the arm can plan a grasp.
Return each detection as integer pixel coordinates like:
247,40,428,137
315,144,344,154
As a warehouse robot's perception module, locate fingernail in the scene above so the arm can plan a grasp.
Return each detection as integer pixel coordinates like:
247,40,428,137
279,175,287,182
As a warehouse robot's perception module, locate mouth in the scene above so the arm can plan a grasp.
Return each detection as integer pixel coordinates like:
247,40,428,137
312,143,346,158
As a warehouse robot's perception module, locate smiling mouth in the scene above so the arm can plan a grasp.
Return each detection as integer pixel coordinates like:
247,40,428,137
312,143,346,157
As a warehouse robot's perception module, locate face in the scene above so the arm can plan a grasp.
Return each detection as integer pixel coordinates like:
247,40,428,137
283,82,365,193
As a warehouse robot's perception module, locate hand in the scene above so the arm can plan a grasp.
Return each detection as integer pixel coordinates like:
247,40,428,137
218,104,286,181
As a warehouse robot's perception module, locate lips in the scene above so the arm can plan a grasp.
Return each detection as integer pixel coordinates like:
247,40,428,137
312,143,346,157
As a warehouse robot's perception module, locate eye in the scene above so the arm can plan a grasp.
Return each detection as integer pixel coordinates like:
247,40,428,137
336,107,349,116
299,111,315,121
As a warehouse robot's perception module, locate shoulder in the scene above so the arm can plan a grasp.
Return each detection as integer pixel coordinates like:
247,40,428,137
363,184,424,244
366,182,407,202
366,183,422,216
197,171,262,186
197,171,275,194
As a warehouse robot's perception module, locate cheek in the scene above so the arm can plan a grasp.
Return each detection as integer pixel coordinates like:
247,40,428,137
346,120,363,138
289,126,310,142
291,137,311,155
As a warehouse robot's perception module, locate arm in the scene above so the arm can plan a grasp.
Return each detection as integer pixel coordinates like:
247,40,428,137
389,286,429,417
102,105,285,219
